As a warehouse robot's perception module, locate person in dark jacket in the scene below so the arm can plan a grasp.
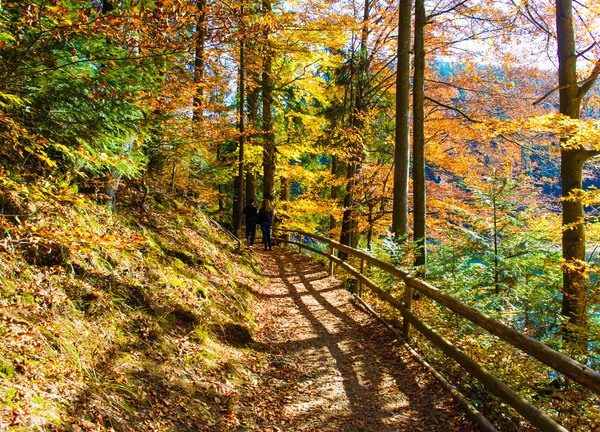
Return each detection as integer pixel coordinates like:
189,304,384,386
242,199,258,246
256,199,273,251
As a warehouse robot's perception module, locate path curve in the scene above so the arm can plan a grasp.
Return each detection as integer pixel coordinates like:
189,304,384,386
239,247,477,431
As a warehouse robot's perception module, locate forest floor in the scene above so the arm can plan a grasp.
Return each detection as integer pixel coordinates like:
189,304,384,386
232,246,478,432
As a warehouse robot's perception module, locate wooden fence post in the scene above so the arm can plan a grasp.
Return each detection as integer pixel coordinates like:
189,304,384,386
298,235,303,254
328,246,335,276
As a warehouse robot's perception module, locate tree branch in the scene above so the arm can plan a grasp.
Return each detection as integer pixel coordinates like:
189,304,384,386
578,58,600,99
533,60,599,105
428,0,469,20
424,96,481,123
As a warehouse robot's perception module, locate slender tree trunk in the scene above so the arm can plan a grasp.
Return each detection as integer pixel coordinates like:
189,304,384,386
339,0,370,259
329,154,340,234
192,0,206,125
245,170,256,203
217,146,224,218
412,0,426,272
278,174,290,243
493,191,499,295
233,3,246,235
392,0,412,238
262,0,275,200
280,175,290,202
339,162,357,259
556,0,599,341
367,203,374,250
246,80,260,203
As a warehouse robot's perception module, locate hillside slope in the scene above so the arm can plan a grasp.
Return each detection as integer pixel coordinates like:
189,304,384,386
0,177,262,430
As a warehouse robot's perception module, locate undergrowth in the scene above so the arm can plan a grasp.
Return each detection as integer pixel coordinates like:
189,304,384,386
0,176,263,431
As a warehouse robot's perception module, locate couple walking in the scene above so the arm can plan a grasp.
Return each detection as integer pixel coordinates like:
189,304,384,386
242,199,273,251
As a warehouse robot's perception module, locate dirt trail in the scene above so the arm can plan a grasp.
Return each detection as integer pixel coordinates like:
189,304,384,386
238,247,477,432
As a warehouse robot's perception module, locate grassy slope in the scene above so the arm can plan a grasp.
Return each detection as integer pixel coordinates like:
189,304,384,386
0,177,263,431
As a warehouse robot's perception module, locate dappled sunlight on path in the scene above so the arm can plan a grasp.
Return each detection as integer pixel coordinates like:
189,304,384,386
239,247,477,431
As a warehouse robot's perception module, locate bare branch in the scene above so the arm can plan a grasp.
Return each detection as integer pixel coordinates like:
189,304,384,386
424,96,481,123
578,59,600,99
533,61,599,105
428,0,469,20
576,42,597,58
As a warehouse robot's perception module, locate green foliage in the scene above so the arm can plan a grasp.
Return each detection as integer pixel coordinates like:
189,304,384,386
0,1,164,178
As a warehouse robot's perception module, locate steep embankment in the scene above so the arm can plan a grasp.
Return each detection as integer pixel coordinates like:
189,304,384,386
0,177,478,431
0,177,262,430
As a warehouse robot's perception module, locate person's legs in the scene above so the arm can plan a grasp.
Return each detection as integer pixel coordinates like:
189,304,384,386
245,225,251,244
265,224,272,250
261,224,268,250
249,223,256,246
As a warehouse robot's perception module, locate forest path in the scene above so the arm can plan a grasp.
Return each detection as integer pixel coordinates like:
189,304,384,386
238,246,477,431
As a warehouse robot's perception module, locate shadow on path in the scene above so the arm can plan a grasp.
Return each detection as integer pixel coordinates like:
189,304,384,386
246,247,476,432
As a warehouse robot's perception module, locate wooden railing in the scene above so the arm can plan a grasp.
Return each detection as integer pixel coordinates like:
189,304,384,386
276,229,600,432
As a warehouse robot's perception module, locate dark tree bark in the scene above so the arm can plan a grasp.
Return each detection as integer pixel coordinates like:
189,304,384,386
556,0,600,343
278,174,290,240
246,73,260,204
339,0,370,259
192,0,207,126
245,170,256,204
412,0,426,272
233,3,246,235
339,162,357,259
329,154,340,235
262,0,275,200
392,0,412,238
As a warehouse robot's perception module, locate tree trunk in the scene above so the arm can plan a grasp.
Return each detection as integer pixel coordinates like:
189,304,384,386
246,79,260,202
556,0,599,341
412,0,426,272
233,3,246,236
329,154,340,235
367,202,374,250
339,0,370,259
392,0,412,239
245,169,256,204
493,190,499,295
192,0,206,125
262,0,275,200
339,162,356,260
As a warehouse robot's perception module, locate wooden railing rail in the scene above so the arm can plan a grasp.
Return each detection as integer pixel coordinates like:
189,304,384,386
276,229,600,432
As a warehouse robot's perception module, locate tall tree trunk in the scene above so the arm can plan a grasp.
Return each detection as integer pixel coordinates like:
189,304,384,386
339,0,370,259
493,189,499,295
329,154,340,235
245,170,256,203
367,202,374,250
246,80,260,203
192,0,206,125
412,0,426,273
556,0,600,342
280,175,290,202
233,3,246,235
339,162,356,260
278,174,290,243
392,0,412,238
262,0,275,200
